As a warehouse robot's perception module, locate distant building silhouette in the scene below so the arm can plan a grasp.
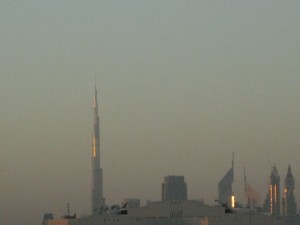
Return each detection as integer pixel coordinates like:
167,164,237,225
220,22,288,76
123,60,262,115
91,87,105,213
264,166,280,216
282,165,297,216
263,192,271,213
162,176,187,201
218,154,234,206
42,213,53,225
244,168,260,208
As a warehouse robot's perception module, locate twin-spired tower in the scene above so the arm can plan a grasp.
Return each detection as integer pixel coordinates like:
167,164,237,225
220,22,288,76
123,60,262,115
91,87,105,214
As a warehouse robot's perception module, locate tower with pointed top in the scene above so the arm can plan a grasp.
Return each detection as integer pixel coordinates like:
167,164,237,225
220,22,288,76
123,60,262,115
91,87,105,214
218,154,234,206
265,166,281,216
282,165,297,216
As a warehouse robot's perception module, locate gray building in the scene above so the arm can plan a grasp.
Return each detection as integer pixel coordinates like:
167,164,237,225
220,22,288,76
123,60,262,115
162,176,187,201
46,200,294,225
42,213,53,225
282,165,297,216
92,87,105,214
264,166,280,216
218,156,234,206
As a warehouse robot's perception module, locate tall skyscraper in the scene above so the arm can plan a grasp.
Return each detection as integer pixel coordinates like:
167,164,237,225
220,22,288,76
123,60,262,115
162,176,187,201
218,154,234,206
91,87,105,214
282,165,297,216
266,166,281,216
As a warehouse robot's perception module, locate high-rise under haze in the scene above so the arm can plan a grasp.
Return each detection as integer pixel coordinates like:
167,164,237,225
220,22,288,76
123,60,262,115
264,166,281,216
218,154,234,206
162,176,188,201
91,87,105,214
282,165,297,216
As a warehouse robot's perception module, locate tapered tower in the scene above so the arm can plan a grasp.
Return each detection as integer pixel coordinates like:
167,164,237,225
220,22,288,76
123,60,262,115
91,87,105,214
268,166,281,216
218,154,234,207
282,165,297,216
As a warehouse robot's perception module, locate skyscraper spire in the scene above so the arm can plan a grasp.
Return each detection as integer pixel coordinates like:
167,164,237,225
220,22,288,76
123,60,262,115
264,165,280,215
283,164,297,216
91,86,105,214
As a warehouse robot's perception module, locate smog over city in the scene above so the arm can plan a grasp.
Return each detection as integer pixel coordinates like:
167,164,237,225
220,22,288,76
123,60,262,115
1,1,300,225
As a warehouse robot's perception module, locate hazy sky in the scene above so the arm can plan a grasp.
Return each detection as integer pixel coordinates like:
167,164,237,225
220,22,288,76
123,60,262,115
1,1,300,225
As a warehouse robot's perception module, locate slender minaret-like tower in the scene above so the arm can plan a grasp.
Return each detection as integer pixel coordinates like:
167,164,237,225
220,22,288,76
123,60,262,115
91,87,105,214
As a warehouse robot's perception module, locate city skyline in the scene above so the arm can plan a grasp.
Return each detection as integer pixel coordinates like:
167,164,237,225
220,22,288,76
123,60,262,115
1,1,300,225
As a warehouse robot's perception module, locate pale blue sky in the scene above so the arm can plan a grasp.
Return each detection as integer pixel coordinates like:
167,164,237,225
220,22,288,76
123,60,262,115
1,1,300,225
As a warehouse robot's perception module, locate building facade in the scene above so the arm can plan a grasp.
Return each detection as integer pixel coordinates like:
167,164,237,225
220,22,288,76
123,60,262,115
218,156,234,206
46,200,293,225
265,166,280,216
282,165,297,216
162,176,187,201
